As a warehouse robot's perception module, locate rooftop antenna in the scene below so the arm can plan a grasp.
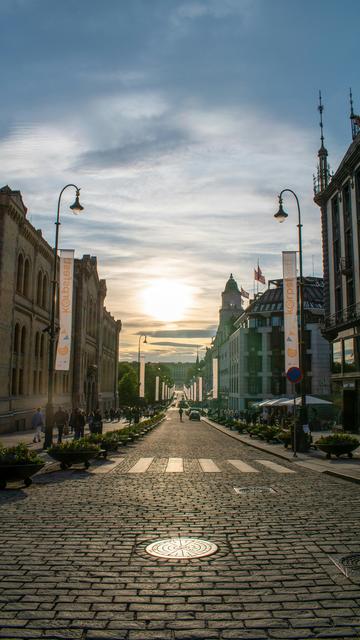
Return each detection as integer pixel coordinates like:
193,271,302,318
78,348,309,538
349,88,359,140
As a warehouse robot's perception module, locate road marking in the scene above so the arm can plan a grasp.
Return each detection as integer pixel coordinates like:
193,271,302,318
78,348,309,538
128,457,154,473
227,459,259,473
198,458,221,473
255,459,295,474
90,458,125,474
166,458,184,473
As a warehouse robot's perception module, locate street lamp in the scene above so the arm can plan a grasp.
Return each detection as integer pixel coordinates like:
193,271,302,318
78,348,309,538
137,335,147,400
274,188,307,430
44,184,84,448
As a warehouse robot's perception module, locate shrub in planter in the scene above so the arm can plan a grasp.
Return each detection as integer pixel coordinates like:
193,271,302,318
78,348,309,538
316,433,359,459
48,439,101,469
0,443,44,489
278,429,291,448
261,425,280,442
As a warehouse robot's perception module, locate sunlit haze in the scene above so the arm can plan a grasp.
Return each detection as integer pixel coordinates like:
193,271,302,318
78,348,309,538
0,0,358,361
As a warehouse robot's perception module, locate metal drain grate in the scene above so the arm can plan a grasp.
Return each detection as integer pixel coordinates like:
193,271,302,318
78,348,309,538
234,486,277,495
145,537,218,559
330,553,360,579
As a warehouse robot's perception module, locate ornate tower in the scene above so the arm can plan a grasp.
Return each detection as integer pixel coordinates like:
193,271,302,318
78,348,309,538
314,91,331,195
219,274,243,324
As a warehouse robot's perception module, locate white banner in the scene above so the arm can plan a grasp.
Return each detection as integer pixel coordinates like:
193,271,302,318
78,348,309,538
212,358,218,399
139,355,145,397
198,377,203,402
162,381,165,400
155,376,159,402
282,251,299,372
55,250,74,371
193,381,196,402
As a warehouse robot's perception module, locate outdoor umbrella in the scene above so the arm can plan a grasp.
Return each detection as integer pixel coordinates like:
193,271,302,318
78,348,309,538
278,396,333,407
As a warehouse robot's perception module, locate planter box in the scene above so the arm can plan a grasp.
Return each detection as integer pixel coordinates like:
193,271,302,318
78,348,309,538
317,442,359,459
48,450,100,469
0,463,45,489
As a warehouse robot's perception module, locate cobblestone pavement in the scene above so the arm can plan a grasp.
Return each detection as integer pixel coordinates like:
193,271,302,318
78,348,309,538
0,408,360,640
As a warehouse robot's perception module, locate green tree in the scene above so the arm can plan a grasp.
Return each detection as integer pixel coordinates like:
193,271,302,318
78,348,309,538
118,369,137,406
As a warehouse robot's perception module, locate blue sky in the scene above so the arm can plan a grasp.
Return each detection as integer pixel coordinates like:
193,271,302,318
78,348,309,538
1,0,358,361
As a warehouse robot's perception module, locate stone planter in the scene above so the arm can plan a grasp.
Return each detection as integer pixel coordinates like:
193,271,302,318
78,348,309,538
48,449,100,470
0,463,45,489
317,442,359,459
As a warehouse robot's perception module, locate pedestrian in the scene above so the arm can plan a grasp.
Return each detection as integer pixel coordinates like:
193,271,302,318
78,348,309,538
54,406,68,444
69,409,77,434
179,407,183,422
93,409,103,434
31,407,44,443
73,408,85,440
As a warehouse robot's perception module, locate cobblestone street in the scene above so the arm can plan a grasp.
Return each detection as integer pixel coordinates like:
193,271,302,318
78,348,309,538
0,408,359,640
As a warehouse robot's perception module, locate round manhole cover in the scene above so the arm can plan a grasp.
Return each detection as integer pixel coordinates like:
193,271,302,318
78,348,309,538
145,537,218,559
340,554,360,571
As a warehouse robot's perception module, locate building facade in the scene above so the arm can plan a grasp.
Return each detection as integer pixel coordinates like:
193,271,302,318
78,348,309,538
0,186,121,433
314,113,360,432
228,278,330,411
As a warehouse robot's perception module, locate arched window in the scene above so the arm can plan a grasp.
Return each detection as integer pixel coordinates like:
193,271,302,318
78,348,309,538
20,326,26,354
42,274,48,309
13,324,20,354
16,254,24,292
23,259,30,297
37,271,43,305
35,332,40,358
40,334,44,359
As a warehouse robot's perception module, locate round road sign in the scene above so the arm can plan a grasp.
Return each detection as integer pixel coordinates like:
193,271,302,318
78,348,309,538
286,366,303,384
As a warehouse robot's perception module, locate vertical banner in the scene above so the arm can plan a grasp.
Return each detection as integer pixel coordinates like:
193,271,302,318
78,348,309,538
139,356,145,397
282,251,299,372
155,376,160,402
162,381,165,401
212,358,218,399
198,377,203,402
55,250,74,371
193,381,197,402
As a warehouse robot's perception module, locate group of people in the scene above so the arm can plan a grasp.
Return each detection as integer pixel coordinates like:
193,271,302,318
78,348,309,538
31,406,104,444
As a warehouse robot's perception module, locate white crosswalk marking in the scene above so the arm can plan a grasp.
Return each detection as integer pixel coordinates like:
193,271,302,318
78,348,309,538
255,459,295,474
128,457,154,473
198,459,221,473
91,458,125,475
227,459,259,473
166,458,184,472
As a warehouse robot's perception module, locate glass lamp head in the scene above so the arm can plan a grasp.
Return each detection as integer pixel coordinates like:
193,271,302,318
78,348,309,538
70,190,84,215
274,197,288,223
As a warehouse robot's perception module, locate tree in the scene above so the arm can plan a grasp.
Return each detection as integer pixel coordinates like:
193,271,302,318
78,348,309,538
118,370,137,406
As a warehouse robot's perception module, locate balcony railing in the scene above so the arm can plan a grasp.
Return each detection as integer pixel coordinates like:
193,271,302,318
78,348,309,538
324,302,360,330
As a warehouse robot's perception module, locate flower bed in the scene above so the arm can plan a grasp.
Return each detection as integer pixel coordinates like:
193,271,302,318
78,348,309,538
48,439,101,469
0,444,44,489
316,433,359,459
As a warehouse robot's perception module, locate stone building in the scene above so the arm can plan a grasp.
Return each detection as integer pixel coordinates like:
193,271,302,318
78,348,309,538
314,102,360,432
228,277,330,411
0,186,121,434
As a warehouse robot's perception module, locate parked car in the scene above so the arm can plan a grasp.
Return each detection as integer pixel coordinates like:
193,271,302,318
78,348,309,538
189,410,201,421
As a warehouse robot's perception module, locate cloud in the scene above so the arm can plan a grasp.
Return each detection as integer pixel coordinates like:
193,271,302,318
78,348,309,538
149,341,203,348
142,328,216,338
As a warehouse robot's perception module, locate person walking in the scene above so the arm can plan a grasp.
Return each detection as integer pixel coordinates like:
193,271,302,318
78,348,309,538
31,407,44,443
93,409,103,434
73,409,85,440
179,407,183,422
54,406,68,444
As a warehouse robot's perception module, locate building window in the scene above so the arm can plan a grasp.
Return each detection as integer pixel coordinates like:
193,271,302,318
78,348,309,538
23,259,30,297
344,338,356,373
37,271,43,305
332,341,342,374
42,274,48,309
13,324,20,354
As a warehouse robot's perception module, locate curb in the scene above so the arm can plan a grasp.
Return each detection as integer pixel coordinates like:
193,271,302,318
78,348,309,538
202,418,295,462
323,469,360,485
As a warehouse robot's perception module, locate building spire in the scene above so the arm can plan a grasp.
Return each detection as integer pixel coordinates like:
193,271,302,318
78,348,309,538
350,88,360,140
314,90,331,195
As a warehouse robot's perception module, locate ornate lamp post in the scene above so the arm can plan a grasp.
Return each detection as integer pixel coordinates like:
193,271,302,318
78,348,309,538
44,184,84,448
274,188,307,429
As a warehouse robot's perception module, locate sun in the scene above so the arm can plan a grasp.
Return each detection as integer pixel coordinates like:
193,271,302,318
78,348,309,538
142,279,194,322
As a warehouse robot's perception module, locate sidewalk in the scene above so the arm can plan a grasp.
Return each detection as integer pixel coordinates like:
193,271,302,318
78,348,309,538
0,418,130,453
204,417,360,484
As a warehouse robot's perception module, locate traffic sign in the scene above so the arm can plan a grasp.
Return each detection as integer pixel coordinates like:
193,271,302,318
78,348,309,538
286,366,303,384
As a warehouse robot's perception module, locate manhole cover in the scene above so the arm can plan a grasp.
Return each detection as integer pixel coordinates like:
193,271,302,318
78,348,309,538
234,486,277,494
145,537,218,559
331,553,360,578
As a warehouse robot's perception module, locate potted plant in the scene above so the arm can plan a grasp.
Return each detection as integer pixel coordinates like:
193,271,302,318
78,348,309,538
0,443,44,489
316,433,359,459
48,439,101,469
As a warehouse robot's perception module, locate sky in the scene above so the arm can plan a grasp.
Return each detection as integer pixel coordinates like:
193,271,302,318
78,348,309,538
1,0,358,362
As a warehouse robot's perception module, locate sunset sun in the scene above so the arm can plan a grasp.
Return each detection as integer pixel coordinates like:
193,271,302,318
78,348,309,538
142,279,194,322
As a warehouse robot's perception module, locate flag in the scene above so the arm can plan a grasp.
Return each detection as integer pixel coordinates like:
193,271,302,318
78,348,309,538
351,114,360,127
254,266,265,285
240,286,250,299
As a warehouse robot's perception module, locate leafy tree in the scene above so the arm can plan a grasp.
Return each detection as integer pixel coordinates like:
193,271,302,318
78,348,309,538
118,369,137,406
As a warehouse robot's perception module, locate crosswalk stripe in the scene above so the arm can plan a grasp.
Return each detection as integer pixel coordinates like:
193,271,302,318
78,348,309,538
128,457,154,473
255,459,295,474
227,459,259,473
166,458,184,473
198,458,221,473
90,458,125,474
